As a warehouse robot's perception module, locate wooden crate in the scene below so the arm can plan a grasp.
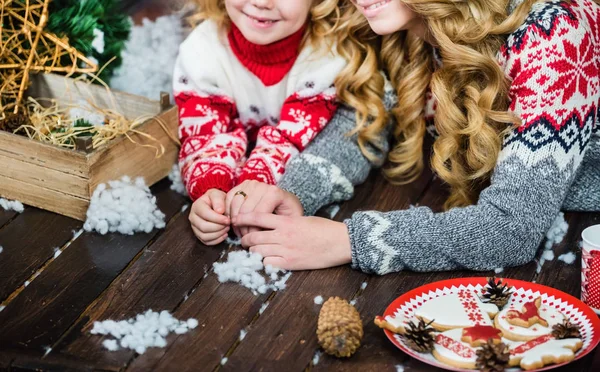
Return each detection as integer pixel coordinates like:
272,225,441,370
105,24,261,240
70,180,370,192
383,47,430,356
0,73,179,221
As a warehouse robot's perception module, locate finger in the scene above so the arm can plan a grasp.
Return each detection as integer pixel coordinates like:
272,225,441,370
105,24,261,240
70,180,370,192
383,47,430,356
193,201,228,225
234,212,284,230
252,188,284,215
238,193,264,236
194,226,230,244
225,184,243,217
263,256,290,270
229,193,246,237
241,230,279,248
248,244,283,258
192,225,225,245
208,191,226,215
190,215,229,233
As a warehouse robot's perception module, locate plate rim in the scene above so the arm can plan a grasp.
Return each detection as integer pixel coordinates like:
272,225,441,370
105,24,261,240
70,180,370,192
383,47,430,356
382,277,600,372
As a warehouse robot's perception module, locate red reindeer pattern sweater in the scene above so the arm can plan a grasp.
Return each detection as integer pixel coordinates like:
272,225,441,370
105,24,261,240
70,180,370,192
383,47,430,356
173,21,345,200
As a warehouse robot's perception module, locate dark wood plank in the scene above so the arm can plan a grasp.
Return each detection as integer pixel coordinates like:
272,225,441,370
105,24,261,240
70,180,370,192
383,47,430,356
0,209,82,302
212,166,434,371
127,265,282,372
0,207,20,229
50,210,223,371
0,179,186,353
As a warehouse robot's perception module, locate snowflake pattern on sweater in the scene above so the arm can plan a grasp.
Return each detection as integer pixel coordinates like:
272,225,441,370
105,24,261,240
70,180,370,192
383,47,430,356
174,21,345,200
279,0,600,275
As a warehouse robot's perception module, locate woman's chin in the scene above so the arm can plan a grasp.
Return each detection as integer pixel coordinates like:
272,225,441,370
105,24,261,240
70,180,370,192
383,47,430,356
366,18,403,35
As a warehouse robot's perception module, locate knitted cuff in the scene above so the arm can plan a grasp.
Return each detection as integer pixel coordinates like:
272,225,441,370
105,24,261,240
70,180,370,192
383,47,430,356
237,166,277,186
188,171,235,201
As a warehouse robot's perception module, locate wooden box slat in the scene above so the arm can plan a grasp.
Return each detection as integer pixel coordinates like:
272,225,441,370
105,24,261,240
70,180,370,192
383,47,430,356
0,73,180,221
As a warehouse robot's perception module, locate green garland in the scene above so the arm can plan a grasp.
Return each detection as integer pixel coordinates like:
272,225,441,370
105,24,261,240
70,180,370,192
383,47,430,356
46,0,131,83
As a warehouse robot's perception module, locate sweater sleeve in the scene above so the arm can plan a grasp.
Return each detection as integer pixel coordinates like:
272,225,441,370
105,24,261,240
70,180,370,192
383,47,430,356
276,82,396,216
347,1,600,275
174,24,247,201
238,51,344,186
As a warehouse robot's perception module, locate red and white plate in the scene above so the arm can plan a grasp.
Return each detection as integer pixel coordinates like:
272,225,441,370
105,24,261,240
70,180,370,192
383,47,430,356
381,277,600,372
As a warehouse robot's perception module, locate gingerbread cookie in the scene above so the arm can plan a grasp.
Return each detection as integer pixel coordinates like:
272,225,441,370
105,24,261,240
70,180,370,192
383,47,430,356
432,328,480,369
374,312,410,334
508,334,583,370
495,298,565,341
416,290,499,331
506,297,548,328
460,325,502,347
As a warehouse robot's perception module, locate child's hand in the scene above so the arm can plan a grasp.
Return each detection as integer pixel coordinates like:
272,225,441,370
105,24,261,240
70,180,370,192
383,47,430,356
189,189,230,245
226,180,304,237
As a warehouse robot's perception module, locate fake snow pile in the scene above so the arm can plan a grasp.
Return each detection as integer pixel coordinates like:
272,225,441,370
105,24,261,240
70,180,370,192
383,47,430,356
111,14,185,100
0,197,24,213
91,310,198,354
84,176,166,235
168,164,188,196
537,212,570,273
213,251,291,295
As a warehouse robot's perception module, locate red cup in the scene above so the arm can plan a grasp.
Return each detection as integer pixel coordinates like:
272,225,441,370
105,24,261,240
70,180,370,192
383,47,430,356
581,224,600,315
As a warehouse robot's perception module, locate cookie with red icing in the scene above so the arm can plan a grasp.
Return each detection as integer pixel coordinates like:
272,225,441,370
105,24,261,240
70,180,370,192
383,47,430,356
460,325,502,347
495,298,565,341
432,328,481,369
508,334,582,370
415,290,499,331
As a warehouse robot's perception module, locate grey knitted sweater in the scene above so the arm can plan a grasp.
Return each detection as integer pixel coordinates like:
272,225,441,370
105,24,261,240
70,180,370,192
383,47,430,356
278,0,600,275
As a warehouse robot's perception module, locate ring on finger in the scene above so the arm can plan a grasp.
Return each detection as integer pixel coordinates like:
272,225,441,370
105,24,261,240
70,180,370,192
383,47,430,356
234,190,247,199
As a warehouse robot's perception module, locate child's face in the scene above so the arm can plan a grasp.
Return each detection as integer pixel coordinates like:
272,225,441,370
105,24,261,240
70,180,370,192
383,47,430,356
352,0,421,36
226,0,311,45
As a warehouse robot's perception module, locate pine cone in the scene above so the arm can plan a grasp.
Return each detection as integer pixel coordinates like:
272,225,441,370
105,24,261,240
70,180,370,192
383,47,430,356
476,339,510,372
402,319,435,353
0,111,30,134
552,318,581,339
316,297,363,358
481,277,513,309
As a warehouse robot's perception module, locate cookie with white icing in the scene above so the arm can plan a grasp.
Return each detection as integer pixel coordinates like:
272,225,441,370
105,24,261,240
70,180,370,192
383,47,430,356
374,311,411,334
508,334,583,370
495,298,565,341
416,290,499,331
432,328,480,369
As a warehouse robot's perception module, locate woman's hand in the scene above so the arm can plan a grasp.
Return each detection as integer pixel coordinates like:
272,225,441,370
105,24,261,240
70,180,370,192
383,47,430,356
232,212,352,270
225,180,304,237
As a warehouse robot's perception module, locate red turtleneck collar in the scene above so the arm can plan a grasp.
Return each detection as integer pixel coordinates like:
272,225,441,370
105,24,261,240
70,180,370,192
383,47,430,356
227,22,306,86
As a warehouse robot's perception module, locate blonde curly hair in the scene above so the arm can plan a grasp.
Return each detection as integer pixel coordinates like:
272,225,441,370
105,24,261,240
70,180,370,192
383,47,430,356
189,0,342,53
340,0,563,209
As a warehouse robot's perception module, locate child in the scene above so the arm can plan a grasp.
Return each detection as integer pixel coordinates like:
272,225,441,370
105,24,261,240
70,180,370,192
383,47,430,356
174,0,345,245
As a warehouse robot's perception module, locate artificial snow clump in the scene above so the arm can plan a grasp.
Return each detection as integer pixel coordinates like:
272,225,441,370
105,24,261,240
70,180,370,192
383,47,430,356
314,296,324,305
545,212,569,250
91,310,197,354
0,197,24,213
213,251,292,295
111,14,184,100
168,164,188,196
84,176,165,235
494,267,504,274
536,212,569,273
0,246,3,254
558,252,576,264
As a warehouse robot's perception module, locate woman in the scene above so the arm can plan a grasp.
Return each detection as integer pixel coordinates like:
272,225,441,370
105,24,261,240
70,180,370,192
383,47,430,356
220,0,600,274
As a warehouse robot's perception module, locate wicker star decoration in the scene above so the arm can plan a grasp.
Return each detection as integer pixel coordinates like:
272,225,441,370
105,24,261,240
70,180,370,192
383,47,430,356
0,0,97,115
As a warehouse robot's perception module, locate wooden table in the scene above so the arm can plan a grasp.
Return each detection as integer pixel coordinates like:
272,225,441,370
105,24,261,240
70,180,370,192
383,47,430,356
0,167,598,372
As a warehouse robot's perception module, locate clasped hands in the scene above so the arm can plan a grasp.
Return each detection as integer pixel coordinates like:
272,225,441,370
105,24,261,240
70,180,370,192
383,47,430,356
188,180,352,270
